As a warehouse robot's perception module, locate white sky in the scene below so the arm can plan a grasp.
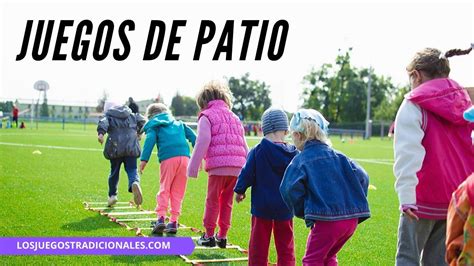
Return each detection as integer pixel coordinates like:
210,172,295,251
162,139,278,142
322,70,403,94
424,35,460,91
0,0,473,112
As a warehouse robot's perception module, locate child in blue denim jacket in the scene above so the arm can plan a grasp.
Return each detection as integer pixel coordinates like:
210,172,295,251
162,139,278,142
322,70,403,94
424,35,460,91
280,109,370,266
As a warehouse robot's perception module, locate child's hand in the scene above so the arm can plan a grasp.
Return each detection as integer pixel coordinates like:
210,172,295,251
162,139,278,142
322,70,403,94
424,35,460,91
401,205,419,221
404,208,419,221
139,161,147,174
98,134,104,145
235,193,246,203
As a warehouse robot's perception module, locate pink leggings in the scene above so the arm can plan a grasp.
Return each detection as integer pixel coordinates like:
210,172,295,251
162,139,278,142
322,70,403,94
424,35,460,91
156,156,189,222
203,175,237,238
303,219,358,266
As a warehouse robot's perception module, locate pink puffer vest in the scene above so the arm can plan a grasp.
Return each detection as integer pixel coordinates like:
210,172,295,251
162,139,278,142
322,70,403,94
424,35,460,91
199,100,247,171
408,78,474,220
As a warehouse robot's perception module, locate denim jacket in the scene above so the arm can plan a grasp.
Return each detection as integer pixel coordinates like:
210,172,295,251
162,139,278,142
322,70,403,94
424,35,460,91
280,140,370,227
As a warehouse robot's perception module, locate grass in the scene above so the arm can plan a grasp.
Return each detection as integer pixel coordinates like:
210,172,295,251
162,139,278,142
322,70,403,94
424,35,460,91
0,123,399,265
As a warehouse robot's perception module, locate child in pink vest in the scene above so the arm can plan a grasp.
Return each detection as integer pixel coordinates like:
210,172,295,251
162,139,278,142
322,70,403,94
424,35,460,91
188,80,248,248
394,46,474,265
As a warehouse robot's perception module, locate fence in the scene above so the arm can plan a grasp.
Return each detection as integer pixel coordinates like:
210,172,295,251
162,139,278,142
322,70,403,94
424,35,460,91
1,114,394,140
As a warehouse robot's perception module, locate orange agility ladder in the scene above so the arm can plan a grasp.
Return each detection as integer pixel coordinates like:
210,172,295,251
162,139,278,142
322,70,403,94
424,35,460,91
83,201,249,265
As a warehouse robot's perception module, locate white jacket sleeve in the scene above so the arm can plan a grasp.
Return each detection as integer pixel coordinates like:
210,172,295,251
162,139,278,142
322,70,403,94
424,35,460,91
393,98,426,206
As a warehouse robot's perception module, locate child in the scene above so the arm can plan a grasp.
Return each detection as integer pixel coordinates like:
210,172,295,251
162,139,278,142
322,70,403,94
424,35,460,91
139,103,196,234
393,46,474,265
446,106,474,266
187,80,248,248
280,109,370,266
97,101,145,207
234,108,298,266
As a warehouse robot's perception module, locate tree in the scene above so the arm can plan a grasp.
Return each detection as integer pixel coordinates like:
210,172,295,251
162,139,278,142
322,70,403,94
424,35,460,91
171,92,199,116
84,106,90,118
68,106,73,119
182,96,199,116
374,85,409,121
96,90,108,112
302,49,403,123
40,95,49,117
0,101,14,113
228,73,272,121
50,105,56,118
171,92,185,116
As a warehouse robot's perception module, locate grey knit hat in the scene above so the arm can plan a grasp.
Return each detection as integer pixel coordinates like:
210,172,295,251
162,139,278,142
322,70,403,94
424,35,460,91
261,108,289,136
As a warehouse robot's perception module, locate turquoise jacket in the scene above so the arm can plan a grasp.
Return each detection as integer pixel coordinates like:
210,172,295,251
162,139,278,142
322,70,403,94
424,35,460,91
140,113,196,163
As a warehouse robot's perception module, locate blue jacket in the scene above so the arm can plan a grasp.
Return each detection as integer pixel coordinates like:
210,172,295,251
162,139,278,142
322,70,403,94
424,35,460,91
140,113,196,163
280,140,370,227
234,138,299,220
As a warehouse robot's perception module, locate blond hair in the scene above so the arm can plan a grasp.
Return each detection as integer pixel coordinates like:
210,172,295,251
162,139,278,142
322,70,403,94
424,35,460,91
196,80,233,110
292,119,330,150
145,103,169,119
406,46,472,78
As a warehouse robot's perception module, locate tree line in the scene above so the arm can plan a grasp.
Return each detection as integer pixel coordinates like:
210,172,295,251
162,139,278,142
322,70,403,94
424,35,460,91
1,49,407,123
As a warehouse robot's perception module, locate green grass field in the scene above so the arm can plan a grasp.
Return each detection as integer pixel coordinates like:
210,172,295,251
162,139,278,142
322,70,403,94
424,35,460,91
0,123,399,265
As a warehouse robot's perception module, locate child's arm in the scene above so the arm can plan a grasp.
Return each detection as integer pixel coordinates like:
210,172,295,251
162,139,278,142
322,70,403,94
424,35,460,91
97,117,109,144
393,99,425,219
139,128,157,172
280,160,306,219
349,159,369,196
136,114,146,134
234,148,257,202
184,124,197,147
187,116,211,178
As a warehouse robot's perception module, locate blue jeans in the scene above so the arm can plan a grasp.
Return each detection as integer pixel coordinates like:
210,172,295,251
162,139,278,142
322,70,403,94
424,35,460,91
108,156,140,197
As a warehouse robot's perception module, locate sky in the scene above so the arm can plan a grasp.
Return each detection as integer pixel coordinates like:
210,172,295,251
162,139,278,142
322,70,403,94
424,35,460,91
0,0,473,112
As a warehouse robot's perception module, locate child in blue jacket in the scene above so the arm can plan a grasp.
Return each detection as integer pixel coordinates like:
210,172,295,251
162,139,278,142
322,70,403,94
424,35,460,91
139,103,196,234
280,109,370,266
234,108,298,266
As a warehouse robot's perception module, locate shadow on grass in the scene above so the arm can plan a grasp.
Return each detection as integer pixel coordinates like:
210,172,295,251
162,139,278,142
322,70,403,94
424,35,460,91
61,214,118,232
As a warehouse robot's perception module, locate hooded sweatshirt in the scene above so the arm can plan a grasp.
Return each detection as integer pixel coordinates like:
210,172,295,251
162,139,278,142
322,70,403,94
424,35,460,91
140,112,196,163
394,78,474,220
97,105,145,160
234,138,299,220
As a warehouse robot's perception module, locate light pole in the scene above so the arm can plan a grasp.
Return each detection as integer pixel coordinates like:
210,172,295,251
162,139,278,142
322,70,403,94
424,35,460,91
365,67,372,139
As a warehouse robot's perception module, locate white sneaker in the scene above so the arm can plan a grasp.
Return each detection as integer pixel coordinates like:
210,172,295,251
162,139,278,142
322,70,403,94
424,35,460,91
131,182,143,206
108,195,118,207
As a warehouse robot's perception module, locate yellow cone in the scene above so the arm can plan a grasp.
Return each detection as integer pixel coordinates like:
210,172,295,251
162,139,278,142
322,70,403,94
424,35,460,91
32,150,42,155
368,184,377,190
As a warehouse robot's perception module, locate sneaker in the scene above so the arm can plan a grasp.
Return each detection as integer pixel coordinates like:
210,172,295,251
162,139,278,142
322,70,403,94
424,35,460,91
216,236,227,249
197,234,216,247
164,221,178,234
152,216,166,234
131,182,143,206
107,195,118,207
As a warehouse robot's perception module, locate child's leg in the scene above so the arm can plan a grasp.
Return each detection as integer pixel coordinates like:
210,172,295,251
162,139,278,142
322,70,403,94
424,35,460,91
324,219,358,266
123,156,139,192
395,215,439,266
248,216,272,266
273,219,296,266
216,176,237,238
203,175,226,237
108,158,122,197
156,158,179,218
168,156,189,222
421,220,447,266
302,220,356,266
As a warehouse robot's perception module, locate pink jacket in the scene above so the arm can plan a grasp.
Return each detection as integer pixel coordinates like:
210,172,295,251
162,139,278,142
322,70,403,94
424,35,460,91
408,78,474,219
199,100,247,171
